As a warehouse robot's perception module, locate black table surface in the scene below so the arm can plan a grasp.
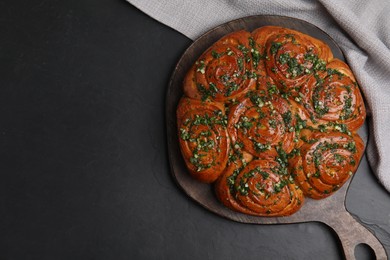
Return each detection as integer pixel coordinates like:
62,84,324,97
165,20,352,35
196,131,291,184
1,0,390,259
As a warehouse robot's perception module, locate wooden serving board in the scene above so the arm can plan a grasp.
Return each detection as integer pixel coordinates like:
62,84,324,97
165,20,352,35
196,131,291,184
165,15,386,260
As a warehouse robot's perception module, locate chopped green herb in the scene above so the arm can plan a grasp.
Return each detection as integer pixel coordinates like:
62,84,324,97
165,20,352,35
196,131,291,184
196,60,206,74
237,44,251,63
197,83,217,101
179,128,190,140
300,136,318,144
313,85,329,117
327,68,344,78
225,82,239,97
334,153,345,163
268,119,277,128
340,93,353,120
237,179,249,195
211,50,223,59
268,84,279,95
274,179,288,193
282,111,292,128
252,141,271,152
304,53,326,72
245,70,258,79
349,157,356,166
270,42,282,54
279,53,290,64
227,168,241,192
248,92,265,107
237,57,244,71
344,141,357,153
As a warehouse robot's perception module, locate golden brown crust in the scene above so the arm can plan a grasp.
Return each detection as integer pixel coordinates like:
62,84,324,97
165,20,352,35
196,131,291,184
253,26,333,92
289,58,366,131
227,91,296,156
183,30,256,102
215,157,304,216
177,97,230,183
177,26,366,216
289,130,364,199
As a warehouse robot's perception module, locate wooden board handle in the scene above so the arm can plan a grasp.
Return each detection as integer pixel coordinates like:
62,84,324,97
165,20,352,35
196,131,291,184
324,210,387,260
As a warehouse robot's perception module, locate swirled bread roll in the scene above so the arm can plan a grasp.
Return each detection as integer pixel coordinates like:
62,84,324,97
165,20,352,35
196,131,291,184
252,26,333,91
177,97,230,183
183,31,256,102
215,154,304,216
289,129,364,199
291,59,366,131
227,91,297,157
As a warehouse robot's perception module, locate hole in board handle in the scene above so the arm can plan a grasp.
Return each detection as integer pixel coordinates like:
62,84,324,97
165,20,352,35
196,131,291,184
354,243,376,260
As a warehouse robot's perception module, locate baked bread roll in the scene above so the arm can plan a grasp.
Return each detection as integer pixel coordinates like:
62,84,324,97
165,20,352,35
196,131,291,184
291,59,366,131
183,31,256,102
177,97,230,183
177,26,366,216
289,129,364,199
227,90,297,156
215,152,304,216
252,26,333,92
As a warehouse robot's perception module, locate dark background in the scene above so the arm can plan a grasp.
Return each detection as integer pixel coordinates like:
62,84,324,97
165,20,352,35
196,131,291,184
1,0,389,259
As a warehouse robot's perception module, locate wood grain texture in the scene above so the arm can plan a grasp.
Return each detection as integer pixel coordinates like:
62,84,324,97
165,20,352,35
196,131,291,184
166,15,386,260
